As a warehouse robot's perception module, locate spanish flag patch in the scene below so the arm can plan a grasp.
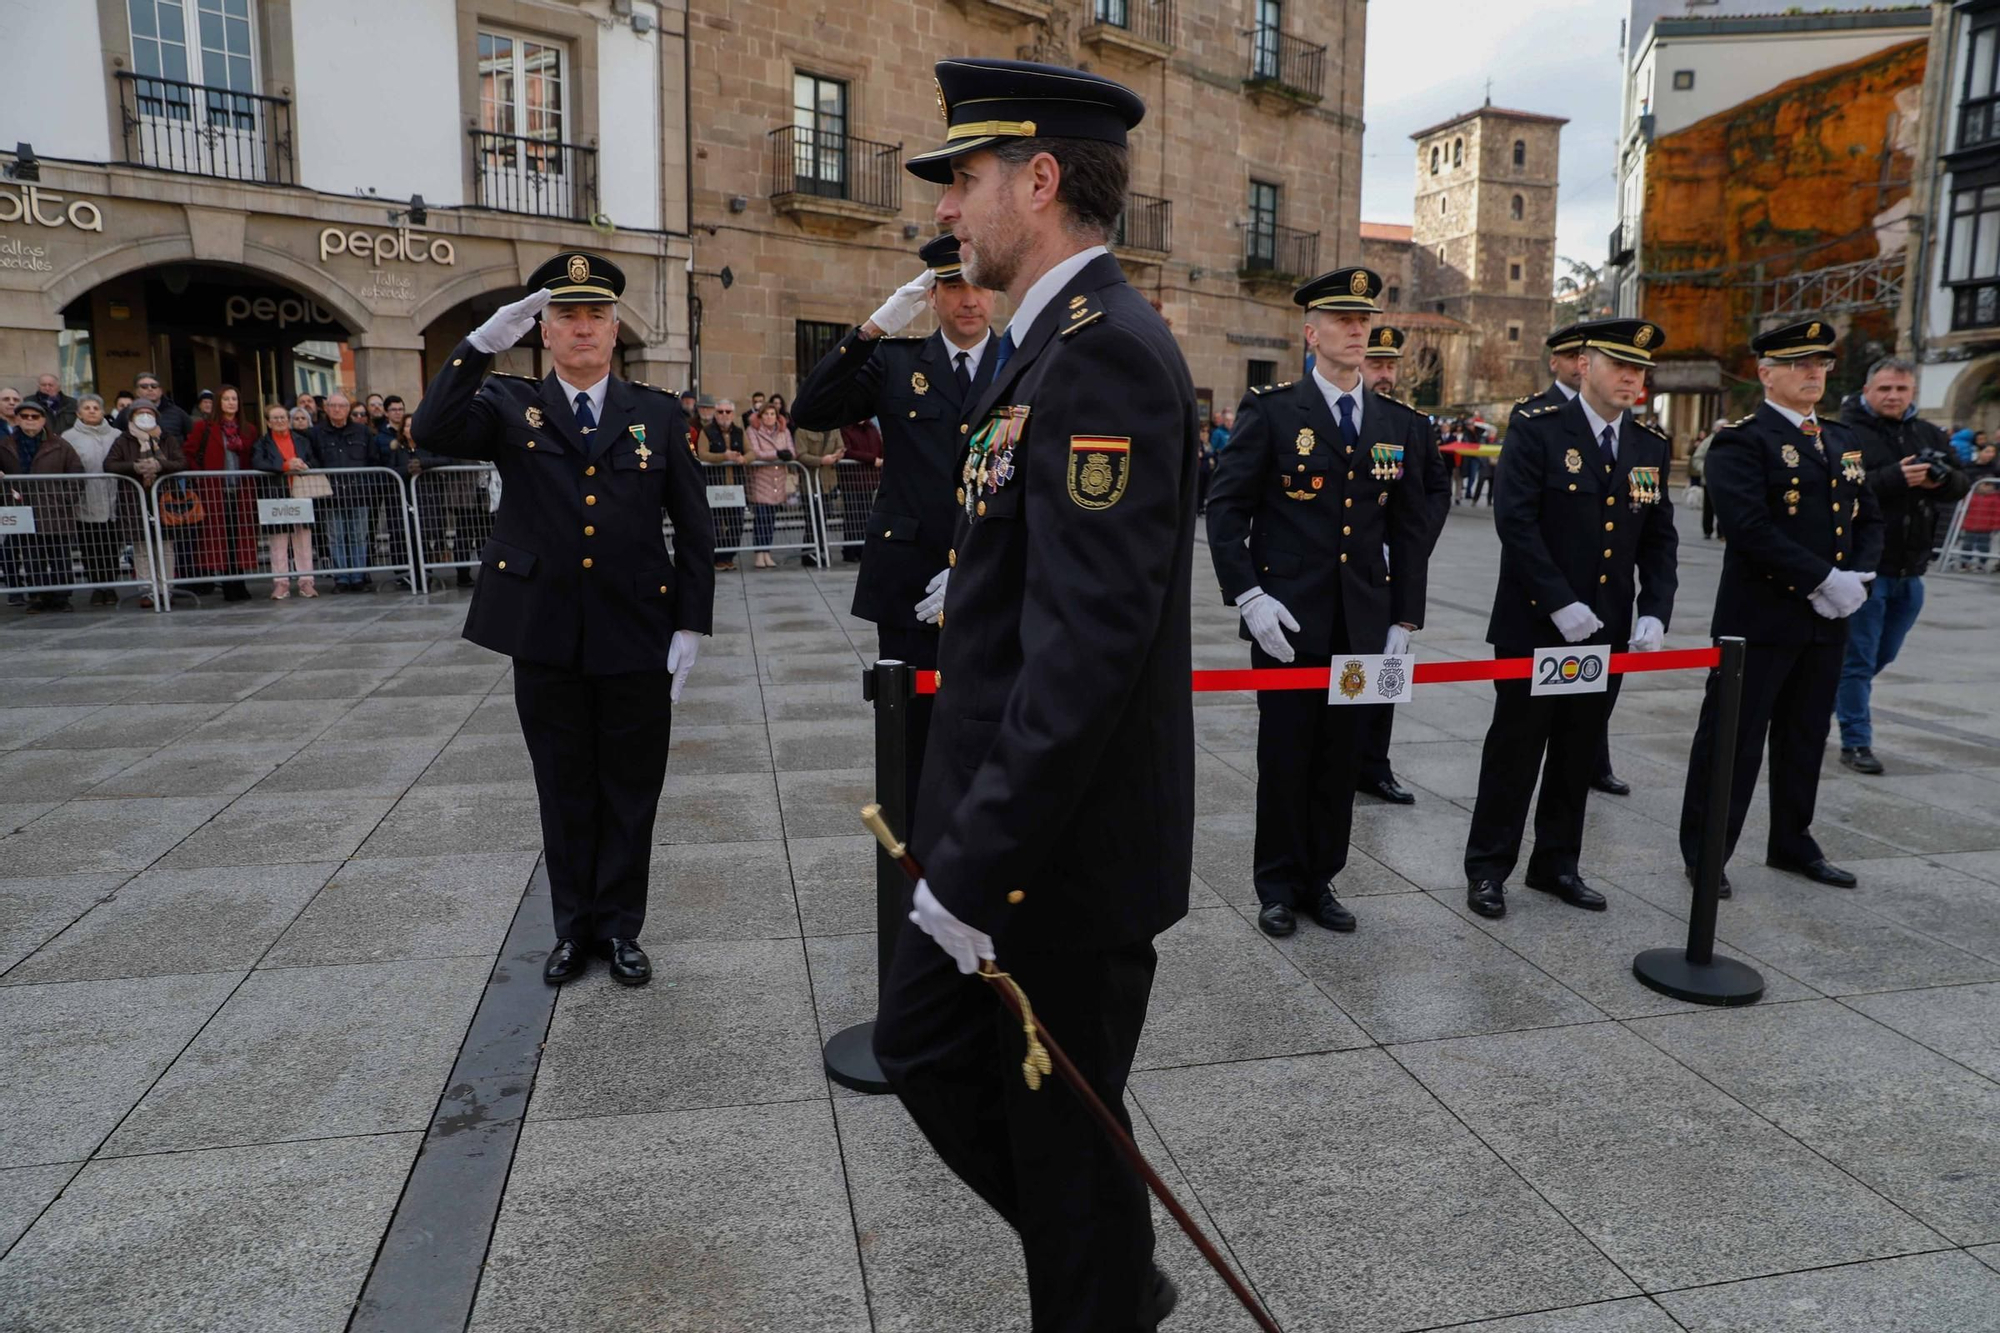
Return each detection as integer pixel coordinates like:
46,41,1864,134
1067,437,1131,510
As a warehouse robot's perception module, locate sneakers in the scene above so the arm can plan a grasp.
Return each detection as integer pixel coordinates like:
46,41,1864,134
1840,746,1884,775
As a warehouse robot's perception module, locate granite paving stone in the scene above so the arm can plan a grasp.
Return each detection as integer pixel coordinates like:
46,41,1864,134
173,697,353,746
352,790,545,858
1426,1300,1686,1333
0,705,101,751
320,693,483,741
653,770,783,844
1655,1250,2000,1332
159,793,393,868
0,746,152,799
119,669,290,704
646,839,801,940
28,702,226,750
84,740,301,798
250,737,446,796
0,1163,75,1254
666,721,777,773
0,795,233,874
0,873,127,974
262,850,538,967
790,833,878,937
1844,981,2000,1080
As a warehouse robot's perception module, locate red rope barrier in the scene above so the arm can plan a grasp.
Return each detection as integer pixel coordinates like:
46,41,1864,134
909,647,1718,696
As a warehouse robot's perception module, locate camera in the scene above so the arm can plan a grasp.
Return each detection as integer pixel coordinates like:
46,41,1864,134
1912,444,1954,485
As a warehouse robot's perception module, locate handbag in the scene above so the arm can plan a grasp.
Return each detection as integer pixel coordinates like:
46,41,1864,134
290,471,333,501
1962,488,2000,534
156,476,204,528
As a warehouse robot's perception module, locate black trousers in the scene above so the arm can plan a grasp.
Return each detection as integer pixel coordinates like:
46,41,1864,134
1358,704,1395,784
1463,669,1611,883
878,624,939,838
1678,638,1841,869
513,659,676,941
874,918,1159,1333
1252,642,1363,906
1594,674,1625,783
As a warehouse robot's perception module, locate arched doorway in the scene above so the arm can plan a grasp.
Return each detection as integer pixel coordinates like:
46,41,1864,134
1410,345,1445,409
1943,353,2000,435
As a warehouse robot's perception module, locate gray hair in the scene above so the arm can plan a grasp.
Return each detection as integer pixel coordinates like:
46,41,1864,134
77,393,104,409
716,398,736,410
1865,356,1917,384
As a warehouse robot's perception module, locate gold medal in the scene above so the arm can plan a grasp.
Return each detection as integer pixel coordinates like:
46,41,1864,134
1784,488,1801,515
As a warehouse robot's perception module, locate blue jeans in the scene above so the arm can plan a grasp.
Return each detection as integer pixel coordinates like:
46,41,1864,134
1836,574,1924,749
325,504,368,585
751,503,777,549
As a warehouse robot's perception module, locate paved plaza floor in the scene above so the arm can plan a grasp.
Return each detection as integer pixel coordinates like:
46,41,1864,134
3,501,2000,1332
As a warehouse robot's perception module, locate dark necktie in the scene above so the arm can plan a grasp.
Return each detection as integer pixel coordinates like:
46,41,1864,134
992,329,1016,376
955,350,972,396
573,391,596,436
1600,423,1618,466
1337,394,1359,451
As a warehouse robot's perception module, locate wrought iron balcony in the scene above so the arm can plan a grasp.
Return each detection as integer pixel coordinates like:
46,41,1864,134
1608,219,1635,268
1114,193,1173,257
769,126,901,218
470,130,600,221
1244,27,1326,105
1082,0,1176,57
115,71,294,186
1241,223,1319,281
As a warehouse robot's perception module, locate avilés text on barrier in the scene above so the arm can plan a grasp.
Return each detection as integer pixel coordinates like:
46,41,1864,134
0,505,34,535
257,497,315,527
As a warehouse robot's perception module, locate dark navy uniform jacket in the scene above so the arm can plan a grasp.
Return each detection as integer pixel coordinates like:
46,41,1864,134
1206,374,1434,656
1705,402,1884,645
792,327,991,629
916,253,1196,951
411,340,715,674
1486,396,1678,654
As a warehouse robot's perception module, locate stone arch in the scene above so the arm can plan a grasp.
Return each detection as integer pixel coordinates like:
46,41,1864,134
45,237,374,336
410,262,660,345
1942,352,2000,430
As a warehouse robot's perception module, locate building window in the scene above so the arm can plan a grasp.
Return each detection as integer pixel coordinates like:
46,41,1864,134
1673,70,1695,91
1507,323,1522,343
1440,196,1448,215
128,0,255,93
1509,261,1523,281
124,0,276,180
1452,137,1463,168
1386,284,1400,307
796,320,846,385
1252,0,1283,80
1436,246,1446,264
1095,0,1129,26
1510,194,1524,221
791,72,850,198
1512,139,1525,168
1247,358,1277,392
479,28,567,147
1429,146,1440,175
1246,178,1280,268
1946,177,2000,329
1434,301,1446,314
1963,18,2000,151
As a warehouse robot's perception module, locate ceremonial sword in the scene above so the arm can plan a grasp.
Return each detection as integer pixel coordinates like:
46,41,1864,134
860,804,1283,1333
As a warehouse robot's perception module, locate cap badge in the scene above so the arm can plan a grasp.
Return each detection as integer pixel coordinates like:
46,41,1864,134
566,255,590,285
1348,270,1370,296
1377,329,1392,346
1633,325,1654,349
935,79,949,123
1808,321,1821,339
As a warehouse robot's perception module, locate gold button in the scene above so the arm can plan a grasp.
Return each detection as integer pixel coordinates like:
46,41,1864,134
1836,526,1844,535
582,558,594,569
496,560,507,570
659,584,668,594
1342,525,1352,535
956,488,966,504
1603,548,1613,558
1006,889,1025,904
1340,553,1348,563
526,441,536,449
1599,574,1608,584
1792,476,1800,483
1836,552,1845,561
452,358,463,366
1530,599,1538,607
1604,522,1614,531
1832,502,1841,512
959,424,969,435
909,410,917,418
1568,484,1577,492
935,671,942,689
977,500,987,517
1297,463,1306,473
584,526,595,536
586,466,597,476
585,495,597,506
1344,498,1353,508
1347,471,1356,480
1605,496,1614,507
948,550,957,568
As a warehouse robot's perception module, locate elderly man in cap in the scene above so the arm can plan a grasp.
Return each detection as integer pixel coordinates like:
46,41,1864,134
869,56,1200,1332
1679,318,1883,892
793,232,996,812
1207,268,1436,939
411,253,715,987
1462,319,1680,919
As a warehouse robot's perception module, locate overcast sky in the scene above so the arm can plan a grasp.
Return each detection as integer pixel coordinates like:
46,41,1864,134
1361,0,1630,276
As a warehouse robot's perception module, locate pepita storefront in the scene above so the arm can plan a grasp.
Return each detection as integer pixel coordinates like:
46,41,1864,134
0,164,690,422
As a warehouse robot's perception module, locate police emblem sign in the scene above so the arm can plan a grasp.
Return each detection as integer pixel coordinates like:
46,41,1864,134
1325,654,1416,706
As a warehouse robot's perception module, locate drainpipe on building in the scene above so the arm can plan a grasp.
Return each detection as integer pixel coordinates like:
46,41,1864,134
1908,0,1958,366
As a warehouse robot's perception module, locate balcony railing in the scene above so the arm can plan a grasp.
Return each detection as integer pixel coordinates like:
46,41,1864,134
1608,219,1635,268
1242,222,1319,280
1245,27,1326,103
1114,193,1173,254
115,71,294,185
470,130,599,221
769,126,901,212
1961,95,2000,152
1085,0,1176,50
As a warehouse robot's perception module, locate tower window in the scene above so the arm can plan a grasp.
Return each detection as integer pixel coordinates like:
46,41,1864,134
1512,139,1525,168
1510,194,1524,221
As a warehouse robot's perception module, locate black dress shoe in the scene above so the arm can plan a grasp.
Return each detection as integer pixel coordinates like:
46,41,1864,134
1357,774,1416,805
606,937,652,985
1256,903,1297,938
1685,864,1732,899
543,937,586,984
1309,888,1357,933
1591,773,1632,797
1768,856,1858,888
1840,746,1885,775
1466,879,1507,918
1525,872,1608,910
1141,1265,1179,1329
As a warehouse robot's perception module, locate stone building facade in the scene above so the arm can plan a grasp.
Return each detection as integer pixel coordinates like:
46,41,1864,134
684,0,1367,419
1358,219,1474,408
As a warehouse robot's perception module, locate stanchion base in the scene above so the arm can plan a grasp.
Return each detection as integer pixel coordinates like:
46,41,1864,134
1632,948,1765,1006
824,1020,893,1094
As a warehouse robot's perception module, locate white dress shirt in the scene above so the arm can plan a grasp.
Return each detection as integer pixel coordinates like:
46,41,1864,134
1311,362,1366,438
1767,401,1819,433
556,373,609,427
944,328,994,384
1002,245,1109,344
1578,395,1627,461
1554,380,1580,401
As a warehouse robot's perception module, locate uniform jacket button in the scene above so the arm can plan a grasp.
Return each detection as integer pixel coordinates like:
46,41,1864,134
1006,890,1025,904
525,441,536,449
584,526,595,536
1605,521,1615,531
1342,525,1351,535
659,584,668,594
977,500,987,517
582,558,594,569
1603,548,1612,558
586,465,597,476
1339,553,1348,563
1599,574,1608,584
948,550,957,567
497,560,507,571
585,495,597,506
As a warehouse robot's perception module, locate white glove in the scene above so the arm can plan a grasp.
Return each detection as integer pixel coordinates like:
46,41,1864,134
1808,590,1840,620
1814,568,1868,618
1384,624,1412,656
468,289,552,354
666,629,703,703
1550,601,1604,644
868,269,936,337
915,567,948,624
909,878,996,976
1628,615,1665,653
1237,589,1299,663
1859,572,1878,585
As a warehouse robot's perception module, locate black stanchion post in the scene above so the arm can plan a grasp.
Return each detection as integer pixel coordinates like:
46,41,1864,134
822,659,912,1093
1633,635,1765,1006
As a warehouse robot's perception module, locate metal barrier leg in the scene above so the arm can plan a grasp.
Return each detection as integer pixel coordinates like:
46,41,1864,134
1634,635,1764,1005
823,658,912,1094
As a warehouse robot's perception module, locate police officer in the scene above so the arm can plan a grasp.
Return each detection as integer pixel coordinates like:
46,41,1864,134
792,233,995,818
1355,324,1451,805
1208,268,1435,938
869,57,1198,1333
1679,318,1883,892
411,252,716,986
1462,318,1679,919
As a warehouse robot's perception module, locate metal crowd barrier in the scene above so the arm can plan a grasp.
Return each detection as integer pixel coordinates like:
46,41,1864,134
408,464,498,594
686,460,828,565
153,466,418,606
823,460,883,561
0,472,160,608
1934,475,2000,573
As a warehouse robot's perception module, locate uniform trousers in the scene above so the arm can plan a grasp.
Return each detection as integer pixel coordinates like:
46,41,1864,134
1358,704,1395,785
1463,662,1611,883
1252,639,1362,906
878,624,939,837
513,659,675,942
1678,637,1842,870
873,916,1159,1333
1593,674,1625,783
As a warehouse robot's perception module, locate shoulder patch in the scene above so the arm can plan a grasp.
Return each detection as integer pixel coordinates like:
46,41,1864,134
1638,419,1669,440
1250,381,1294,396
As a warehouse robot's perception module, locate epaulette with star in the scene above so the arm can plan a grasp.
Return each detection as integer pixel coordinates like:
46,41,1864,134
1522,403,1563,418
488,370,538,384
1638,419,1669,440
1250,381,1294,396
1059,291,1105,338
631,380,678,397
1515,393,1532,404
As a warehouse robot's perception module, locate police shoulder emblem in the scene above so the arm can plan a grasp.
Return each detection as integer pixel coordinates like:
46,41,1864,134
911,371,929,396
524,405,544,429
1564,447,1583,474
567,254,590,284
1338,659,1368,700
1068,436,1131,510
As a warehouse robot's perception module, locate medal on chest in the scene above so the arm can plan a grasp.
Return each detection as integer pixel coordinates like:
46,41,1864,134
1369,443,1404,481
1627,466,1659,513
1841,451,1864,483
963,405,1029,517
1781,443,1801,468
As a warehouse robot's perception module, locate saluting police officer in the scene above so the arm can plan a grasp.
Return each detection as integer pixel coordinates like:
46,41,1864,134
869,58,1198,1333
1678,318,1883,892
1355,325,1452,806
1207,268,1435,939
412,253,715,986
792,233,996,818
1462,319,1679,920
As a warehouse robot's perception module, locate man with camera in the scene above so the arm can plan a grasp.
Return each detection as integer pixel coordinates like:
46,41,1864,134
1832,357,1968,775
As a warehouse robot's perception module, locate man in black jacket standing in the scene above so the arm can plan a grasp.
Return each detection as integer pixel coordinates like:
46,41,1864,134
412,251,715,987
1678,319,1884,891
1462,319,1679,920
313,392,385,592
791,232,995,817
870,57,1197,1333
1208,267,1435,938
1832,357,1967,775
